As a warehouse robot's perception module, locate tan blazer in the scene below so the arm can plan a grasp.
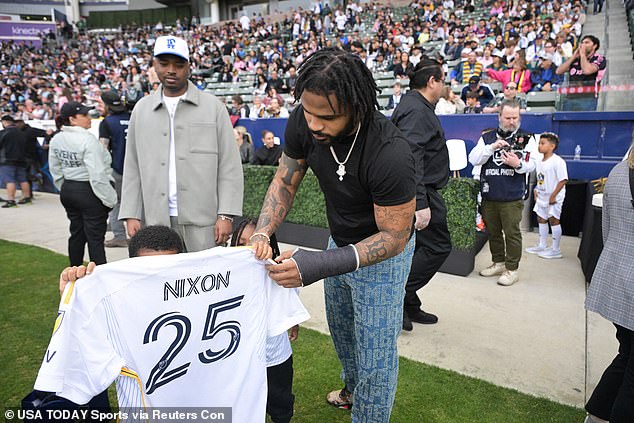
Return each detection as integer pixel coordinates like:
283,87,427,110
119,81,243,227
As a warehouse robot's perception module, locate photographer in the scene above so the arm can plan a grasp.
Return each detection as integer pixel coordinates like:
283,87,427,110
468,99,536,286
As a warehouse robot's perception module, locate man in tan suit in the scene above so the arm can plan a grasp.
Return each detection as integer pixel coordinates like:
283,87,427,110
119,36,243,252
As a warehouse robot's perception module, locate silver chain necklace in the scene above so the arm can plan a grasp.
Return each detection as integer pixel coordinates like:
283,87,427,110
329,123,361,182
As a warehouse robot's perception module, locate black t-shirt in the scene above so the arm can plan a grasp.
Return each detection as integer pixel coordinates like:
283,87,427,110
391,90,450,210
284,106,416,246
0,126,30,166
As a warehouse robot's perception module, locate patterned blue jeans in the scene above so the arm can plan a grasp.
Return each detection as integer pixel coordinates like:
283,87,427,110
324,235,415,423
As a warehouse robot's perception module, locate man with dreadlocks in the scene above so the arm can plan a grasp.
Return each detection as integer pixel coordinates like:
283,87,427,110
250,47,416,422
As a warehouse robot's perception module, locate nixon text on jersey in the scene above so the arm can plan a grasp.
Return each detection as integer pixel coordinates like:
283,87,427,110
163,271,231,301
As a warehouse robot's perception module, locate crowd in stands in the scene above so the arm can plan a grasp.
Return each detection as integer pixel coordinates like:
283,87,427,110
0,0,602,121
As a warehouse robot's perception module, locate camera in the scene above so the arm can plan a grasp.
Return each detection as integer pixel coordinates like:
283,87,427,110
501,132,532,160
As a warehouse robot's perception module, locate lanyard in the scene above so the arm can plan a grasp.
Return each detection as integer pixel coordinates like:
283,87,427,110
511,69,526,90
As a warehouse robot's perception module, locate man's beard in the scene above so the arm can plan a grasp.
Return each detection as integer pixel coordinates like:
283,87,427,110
311,117,359,146
498,122,519,137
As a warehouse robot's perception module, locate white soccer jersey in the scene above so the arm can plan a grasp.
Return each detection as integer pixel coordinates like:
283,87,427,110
535,153,568,207
34,247,309,422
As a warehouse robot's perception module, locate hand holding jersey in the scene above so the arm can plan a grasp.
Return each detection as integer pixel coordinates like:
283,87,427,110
36,248,309,421
59,262,96,296
250,233,273,261
53,226,302,423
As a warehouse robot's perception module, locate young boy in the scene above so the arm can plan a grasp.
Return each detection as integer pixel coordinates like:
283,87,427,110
525,132,568,259
58,225,184,294
463,91,482,114
58,225,298,423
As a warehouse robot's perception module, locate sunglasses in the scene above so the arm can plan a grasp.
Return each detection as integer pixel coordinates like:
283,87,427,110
505,85,518,89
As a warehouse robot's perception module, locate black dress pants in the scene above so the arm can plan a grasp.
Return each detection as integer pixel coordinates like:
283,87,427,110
60,180,111,266
266,355,294,423
404,188,452,314
586,324,634,422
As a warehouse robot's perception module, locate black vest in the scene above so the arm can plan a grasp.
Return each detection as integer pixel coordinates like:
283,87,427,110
479,128,530,202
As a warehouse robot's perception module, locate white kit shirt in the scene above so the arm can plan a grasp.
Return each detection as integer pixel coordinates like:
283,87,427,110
535,153,568,207
335,13,347,30
163,93,186,217
34,248,309,422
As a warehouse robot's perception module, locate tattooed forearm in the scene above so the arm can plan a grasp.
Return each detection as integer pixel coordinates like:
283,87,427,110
355,198,415,267
280,154,308,186
361,234,391,263
256,154,307,235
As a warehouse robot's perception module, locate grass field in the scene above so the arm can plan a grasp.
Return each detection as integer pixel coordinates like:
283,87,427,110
0,240,585,422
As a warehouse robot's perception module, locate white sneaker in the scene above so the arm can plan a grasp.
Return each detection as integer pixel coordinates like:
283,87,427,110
538,249,563,259
525,245,548,254
497,270,519,286
479,262,506,277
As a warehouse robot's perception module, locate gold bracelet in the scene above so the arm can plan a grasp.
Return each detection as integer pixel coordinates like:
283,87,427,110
218,215,234,222
249,232,270,243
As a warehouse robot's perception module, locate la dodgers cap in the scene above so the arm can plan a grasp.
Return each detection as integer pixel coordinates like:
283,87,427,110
101,90,125,112
60,102,93,119
153,36,189,62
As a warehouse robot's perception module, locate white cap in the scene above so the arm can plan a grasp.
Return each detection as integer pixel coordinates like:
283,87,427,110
539,52,554,61
153,36,189,61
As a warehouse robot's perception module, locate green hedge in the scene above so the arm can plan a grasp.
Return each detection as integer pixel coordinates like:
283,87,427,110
243,165,479,250
242,165,328,228
440,177,480,251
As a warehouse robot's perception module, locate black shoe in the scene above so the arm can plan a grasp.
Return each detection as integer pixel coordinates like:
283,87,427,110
402,311,413,331
17,197,32,205
1,200,17,208
408,309,438,325
0,197,6,203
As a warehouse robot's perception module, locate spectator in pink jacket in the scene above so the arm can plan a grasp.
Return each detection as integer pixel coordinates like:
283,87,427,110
486,58,532,93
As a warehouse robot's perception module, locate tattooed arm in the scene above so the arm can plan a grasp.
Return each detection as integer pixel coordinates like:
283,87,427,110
266,197,415,288
251,153,308,260
355,198,416,267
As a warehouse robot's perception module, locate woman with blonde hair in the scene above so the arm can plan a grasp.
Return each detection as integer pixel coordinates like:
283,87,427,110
233,126,254,164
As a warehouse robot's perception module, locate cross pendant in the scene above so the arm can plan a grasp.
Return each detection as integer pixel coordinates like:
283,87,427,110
336,164,346,181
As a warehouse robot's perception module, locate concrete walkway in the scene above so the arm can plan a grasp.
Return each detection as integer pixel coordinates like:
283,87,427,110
0,190,616,408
